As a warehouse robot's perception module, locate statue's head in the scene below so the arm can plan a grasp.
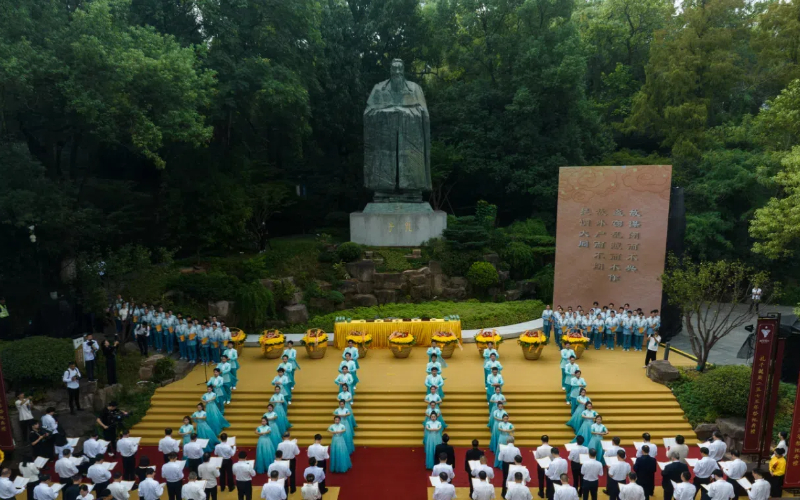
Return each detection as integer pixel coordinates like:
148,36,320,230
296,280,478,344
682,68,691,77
390,58,405,86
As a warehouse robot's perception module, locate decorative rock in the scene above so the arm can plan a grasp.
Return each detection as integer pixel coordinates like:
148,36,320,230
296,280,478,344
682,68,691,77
694,423,719,441
139,365,154,380
260,279,275,291
315,280,332,292
281,277,296,287
448,277,468,288
337,280,359,295
352,294,378,307
375,290,398,304
410,285,432,301
122,342,139,355
428,261,442,275
309,298,336,313
365,251,374,259
93,384,122,412
288,291,304,306
504,289,523,301
173,360,194,380
432,274,444,296
409,274,428,287
498,271,510,282
345,261,376,282
646,360,680,384
517,280,536,297
442,287,467,300
374,273,404,290
356,282,374,294
208,300,233,318
483,253,500,267
284,305,309,325
716,417,746,440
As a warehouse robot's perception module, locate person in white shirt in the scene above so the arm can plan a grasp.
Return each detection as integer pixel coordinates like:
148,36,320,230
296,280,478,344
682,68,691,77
19,456,40,500
300,474,321,500
499,436,522,497
159,428,181,464
184,434,204,474
694,447,718,500
260,471,286,500
16,393,35,438
54,449,85,483
708,470,734,500
116,430,138,481
608,449,631,500
276,433,300,494
581,448,604,500
636,433,658,459
138,469,164,500
214,433,236,492
748,469,770,500
63,362,82,414
535,435,553,498
82,334,100,382
433,471,457,500
107,473,130,500
620,473,645,500
751,287,762,312
0,468,23,500
707,432,727,462
568,435,589,493
181,472,206,500
471,455,495,485
506,471,534,500
78,484,94,500
554,473,579,500
162,453,184,500
268,451,291,498
432,453,455,482
198,453,220,500
307,435,329,495
546,447,569,500
666,435,690,464
87,457,112,493
302,458,325,496
232,451,256,500
472,470,495,500
725,450,748,499
83,432,108,465
33,475,57,500
673,471,697,500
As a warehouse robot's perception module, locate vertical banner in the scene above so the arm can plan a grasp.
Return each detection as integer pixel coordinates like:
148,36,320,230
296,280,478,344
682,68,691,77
785,369,800,487
0,359,15,450
762,337,786,459
743,316,779,453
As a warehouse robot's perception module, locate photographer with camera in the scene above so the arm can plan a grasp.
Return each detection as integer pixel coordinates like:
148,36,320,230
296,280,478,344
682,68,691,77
96,402,128,457
83,334,100,382
644,329,661,368
62,362,82,414
101,339,120,385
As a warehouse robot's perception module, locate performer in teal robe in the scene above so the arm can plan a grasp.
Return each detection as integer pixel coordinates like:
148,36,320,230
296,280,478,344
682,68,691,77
202,387,230,435
424,414,443,470
192,404,219,453
333,403,355,455
494,417,515,468
262,406,282,448
588,417,609,466
328,417,352,473
567,390,591,430
255,418,277,474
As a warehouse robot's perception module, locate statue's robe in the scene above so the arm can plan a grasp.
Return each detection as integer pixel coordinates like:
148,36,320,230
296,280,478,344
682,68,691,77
363,79,432,192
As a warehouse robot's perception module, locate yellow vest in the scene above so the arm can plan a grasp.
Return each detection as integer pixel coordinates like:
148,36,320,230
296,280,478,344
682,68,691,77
0,305,8,319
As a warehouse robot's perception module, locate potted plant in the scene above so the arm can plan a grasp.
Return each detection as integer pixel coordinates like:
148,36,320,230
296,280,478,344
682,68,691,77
229,328,247,355
302,329,328,359
562,332,590,358
431,331,460,358
388,331,415,358
346,332,372,358
259,330,285,358
474,329,502,357
518,330,546,360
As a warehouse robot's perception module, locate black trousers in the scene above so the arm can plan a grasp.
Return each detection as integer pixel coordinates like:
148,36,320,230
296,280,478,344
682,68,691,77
122,455,136,480
94,482,109,496
106,358,117,385
103,427,118,454
318,459,328,493
663,485,674,500
136,335,148,356
546,478,562,500
288,458,297,492
572,460,582,492
163,453,170,464
771,475,784,498
608,478,621,500
501,461,511,498
204,486,217,500
538,464,547,496
86,359,96,381
68,388,81,411
21,419,34,440
694,476,711,500
188,458,202,474
167,481,181,500
645,350,657,365
582,479,598,500
236,481,252,500
728,478,746,500
219,458,234,491
26,481,38,500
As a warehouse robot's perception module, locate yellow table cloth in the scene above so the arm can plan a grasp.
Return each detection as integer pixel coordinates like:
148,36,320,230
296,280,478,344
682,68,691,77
333,320,462,349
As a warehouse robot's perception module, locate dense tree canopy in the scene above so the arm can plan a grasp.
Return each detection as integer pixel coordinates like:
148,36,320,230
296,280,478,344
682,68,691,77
5,0,800,325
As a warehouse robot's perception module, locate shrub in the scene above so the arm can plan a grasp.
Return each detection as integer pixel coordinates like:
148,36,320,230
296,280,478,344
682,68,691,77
152,357,176,383
336,242,362,262
502,242,537,279
0,337,75,390
467,262,499,289
233,282,276,328
530,265,555,303
169,272,241,302
328,291,345,304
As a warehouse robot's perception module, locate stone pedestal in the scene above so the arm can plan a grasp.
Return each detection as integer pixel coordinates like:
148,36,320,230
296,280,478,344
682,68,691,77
350,203,447,247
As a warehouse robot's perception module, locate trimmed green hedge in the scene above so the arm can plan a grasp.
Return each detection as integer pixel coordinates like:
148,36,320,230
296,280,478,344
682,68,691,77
296,300,544,331
0,337,75,390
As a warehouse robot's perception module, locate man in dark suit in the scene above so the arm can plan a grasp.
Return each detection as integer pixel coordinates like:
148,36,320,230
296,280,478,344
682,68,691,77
465,439,485,499
434,433,456,468
661,451,689,500
62,475,82,500
634,445,658,500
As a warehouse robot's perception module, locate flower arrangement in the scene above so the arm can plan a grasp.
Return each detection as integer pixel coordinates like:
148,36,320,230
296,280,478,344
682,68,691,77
259,330,285,356
475,329,502,345
431,331,460,345
229,328,247,344
388,331,416,345
346,332,373,346
302,328,329,345
518,330,546,346
562,332,590,345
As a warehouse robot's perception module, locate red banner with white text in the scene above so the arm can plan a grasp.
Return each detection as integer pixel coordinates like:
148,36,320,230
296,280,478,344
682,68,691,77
784,370,800,487
742,316,778,453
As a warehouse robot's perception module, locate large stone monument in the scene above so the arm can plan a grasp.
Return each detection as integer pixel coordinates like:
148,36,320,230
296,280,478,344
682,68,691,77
350,59,447,246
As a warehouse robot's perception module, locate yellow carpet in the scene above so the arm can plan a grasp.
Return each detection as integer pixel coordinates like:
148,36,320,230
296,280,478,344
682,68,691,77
133,345,696,447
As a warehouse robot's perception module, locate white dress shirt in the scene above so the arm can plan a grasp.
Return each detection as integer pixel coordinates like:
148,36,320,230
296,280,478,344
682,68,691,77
0,477,21,499
619,483,645,500
83,341,99,361
707,440,727,461
33,483,57,500
545,457,568,480
604,445,621,460
268,461,291,479
138,478,164,500
708,479,735,500
300,483,320,500
159,436,181,455
303,466,325,483
535,444,553,462
87,464,112,484
693,457,718,478
181,481,207,500
19,463,39,480
554,484,579,500
198,462,220,488
277,440,300,460
55,457,79,479
673,482,696,500
506,482,534,500
568,446,589,463
260,482,286,500
162,462,185,483
16,399,33,421
581,459,603,481
471,464,494,479
78,494,93,500
608,462,631,481
117,437,138,458
725,459,747,480
63,368,81,389
184,441,204,459
232,462,256,482
432,463,455,482
433,482,457,500
748,479,770,500
636,443,657,459
214,443,236,459
83,438,107,459
498,445,522,464
472,480,496,499
108,481,130,500
307,444,329,462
